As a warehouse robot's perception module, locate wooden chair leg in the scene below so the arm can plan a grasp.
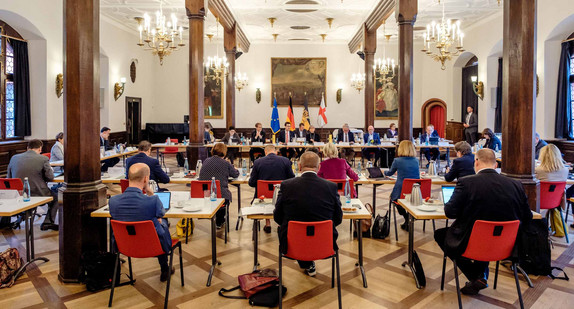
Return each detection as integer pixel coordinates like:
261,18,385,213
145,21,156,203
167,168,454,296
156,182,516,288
494,261,500,289
513,263,525,309
108,253,120,307
453,260,462,309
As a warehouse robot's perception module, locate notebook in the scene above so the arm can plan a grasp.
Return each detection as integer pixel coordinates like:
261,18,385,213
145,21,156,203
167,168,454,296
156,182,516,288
441,186,455,204
155,192,171,210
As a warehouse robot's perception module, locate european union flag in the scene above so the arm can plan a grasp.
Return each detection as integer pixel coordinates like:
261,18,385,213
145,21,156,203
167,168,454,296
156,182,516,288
270,97,280,134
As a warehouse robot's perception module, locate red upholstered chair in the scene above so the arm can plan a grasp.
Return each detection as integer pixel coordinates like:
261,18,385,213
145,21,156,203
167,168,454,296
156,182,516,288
279,220,341,309
539,181,568,243
327,179,357,198
256,180,282,199
108,220,183,309
440,220,522,309
0,178,24,194
160,139,179,167
41,153,51,159
120,179,129,193
390,178,433,241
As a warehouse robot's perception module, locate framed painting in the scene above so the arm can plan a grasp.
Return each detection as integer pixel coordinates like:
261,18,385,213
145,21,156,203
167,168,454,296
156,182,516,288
204,67,224,119
271,58,327,107
374,70,399,120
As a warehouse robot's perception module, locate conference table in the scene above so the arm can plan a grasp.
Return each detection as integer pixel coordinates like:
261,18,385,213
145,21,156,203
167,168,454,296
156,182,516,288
414,143,455,169
90,192,225,287
50,149,138,167
396,199,543,289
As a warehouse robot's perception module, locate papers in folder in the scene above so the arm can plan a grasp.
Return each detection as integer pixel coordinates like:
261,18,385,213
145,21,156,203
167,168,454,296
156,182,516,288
241,203,275,216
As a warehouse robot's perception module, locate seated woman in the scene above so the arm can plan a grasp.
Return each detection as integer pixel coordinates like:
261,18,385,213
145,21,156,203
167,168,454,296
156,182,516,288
50,132,64,175
385,140,420,231
318,142,359,182
444,141,475,182
535,144,568,182
482,128,501,151
198,143,240,229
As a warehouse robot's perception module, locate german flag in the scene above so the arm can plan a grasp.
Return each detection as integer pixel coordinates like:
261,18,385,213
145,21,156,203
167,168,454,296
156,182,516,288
286,95,295,131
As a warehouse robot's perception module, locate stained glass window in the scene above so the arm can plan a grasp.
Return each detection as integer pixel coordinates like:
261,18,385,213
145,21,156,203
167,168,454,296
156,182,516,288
5,81,14,138
6,41,13,75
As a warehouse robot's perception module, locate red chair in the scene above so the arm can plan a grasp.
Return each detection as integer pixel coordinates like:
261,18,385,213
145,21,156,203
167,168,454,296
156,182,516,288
279,220,341,309
327,179,357,198
540,181,568,243
0,178,24,194
108,220,183,309
189,180,226,244
120,179,129,193
256,180,282,199
440,220,522,309
160,139,179,167
41,153,51,159
390,178,432,241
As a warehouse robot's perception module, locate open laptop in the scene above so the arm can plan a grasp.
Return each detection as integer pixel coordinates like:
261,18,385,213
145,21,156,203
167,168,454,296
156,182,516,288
155,192,171,210
367,167,385,179
429,137,439,145
441,186,455,204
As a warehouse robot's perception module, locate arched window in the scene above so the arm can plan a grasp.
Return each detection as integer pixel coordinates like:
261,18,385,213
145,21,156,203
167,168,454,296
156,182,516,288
0,21,23,140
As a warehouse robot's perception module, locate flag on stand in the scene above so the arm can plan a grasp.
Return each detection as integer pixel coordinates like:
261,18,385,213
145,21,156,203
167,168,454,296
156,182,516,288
271,97,281,134
317,94,328,127
286,95,295,131
302,93,311,130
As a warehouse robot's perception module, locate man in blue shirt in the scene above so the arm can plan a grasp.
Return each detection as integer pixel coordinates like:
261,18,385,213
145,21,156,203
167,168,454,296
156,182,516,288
362,125,381,166
126,141,170,186
109,163,173,282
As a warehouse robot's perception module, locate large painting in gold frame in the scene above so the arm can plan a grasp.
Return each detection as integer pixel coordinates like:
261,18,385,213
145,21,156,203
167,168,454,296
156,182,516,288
271,58,327,107
374,70,399,120
204,67,224,119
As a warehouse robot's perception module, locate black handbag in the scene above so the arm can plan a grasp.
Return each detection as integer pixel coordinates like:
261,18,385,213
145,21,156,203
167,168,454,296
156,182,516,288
249,284,287,307
412,250,427,287
372,211,390,239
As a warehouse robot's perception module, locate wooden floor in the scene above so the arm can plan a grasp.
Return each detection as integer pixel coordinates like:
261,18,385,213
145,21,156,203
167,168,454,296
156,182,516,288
1,159,574,308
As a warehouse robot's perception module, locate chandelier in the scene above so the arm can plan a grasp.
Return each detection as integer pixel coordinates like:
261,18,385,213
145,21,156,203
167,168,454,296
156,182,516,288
351,73,366,93
136,0,185,65
235,71,248,91
374,31,396,87
204,18,228,86
421,2,464,70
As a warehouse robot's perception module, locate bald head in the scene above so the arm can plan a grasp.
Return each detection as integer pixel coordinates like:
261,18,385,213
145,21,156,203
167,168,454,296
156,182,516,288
128,163,150,184
264,144,277,155
299,152,320,172
474,148,497,172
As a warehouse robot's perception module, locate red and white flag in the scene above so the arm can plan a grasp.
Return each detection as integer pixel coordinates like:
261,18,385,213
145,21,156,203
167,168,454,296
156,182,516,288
317,95,328,127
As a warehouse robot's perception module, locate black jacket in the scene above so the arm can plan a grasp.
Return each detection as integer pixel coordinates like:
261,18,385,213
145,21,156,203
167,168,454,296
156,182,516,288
535,139,548,160
251,130,266,143
248,154,295,192
100,136,113,150
484,135,502,151
444,154,475,182
274,172,343,254
443,169,532,257
306,132,321,144
278,129,294,144
126,152,170,184
337,131,355,143
464,112,478,133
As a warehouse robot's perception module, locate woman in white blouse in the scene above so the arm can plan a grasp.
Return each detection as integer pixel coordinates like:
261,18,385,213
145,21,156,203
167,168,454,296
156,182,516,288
535,144,568,182
50,132,64,174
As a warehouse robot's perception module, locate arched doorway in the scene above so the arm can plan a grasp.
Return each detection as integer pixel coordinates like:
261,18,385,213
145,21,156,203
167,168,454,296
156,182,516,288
421,98,447,138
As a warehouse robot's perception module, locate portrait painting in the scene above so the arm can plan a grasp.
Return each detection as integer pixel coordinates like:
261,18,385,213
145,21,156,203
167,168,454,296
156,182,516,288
204,67,224,119
271,58,327,107
374,70,399,119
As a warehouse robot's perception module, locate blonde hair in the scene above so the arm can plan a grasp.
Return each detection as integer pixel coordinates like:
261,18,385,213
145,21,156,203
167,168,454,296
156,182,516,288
323,142,339,159
538,144,565,172
397,140,416,157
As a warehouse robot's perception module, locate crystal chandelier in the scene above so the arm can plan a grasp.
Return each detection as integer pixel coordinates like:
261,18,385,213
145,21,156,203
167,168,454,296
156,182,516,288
421,2,464,70
205,19,228,86
374,31,396,87
136,0,185,65
351,73,366,93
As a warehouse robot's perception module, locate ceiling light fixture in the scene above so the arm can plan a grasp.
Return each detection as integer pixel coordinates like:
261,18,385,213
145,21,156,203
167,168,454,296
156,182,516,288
421,2,465,70
272,33,279,42
320,34,327,42
268,17,277,28
204,18,228,86
326,18,334,29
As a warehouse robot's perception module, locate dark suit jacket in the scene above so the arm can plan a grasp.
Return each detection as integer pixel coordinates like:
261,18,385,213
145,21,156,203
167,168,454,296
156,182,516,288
337,130,355,143
274,172,343,253
443,169,532,257
294,129,307,139
420,130,439,143
385,129,398,138
306,132,320,143
221,132,240,144
484,135,502,151
251,130,266,143
278,129,294,144
248,153,295,194
100,136,113,150
444,154,475,182
535,139,548,160
126,152,170,184
363,132,381,145
464,112,478,133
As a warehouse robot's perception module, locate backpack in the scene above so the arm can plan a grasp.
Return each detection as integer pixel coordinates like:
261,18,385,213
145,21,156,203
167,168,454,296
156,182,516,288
0,248,23,288
372,211,391,239
176,219,194,238
519,219,568,280
80,251,121,292
219,269,287,307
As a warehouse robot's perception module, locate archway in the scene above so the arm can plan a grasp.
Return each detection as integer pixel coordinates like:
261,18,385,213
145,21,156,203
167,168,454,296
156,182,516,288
421,98,447,138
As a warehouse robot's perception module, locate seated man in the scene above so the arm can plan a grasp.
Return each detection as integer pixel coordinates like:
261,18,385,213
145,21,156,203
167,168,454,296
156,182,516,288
126,140,170,186
7,139,58,231
294,123,307,158
306,125,320,144
278,122,296,159
273,152,343,276
221,126,241,164
535,132,548,160
444,141,475,182
434,149,532,296
362,125,381,166
100,127,120,172
249,145,295,233
337,123,355,165
420,124,439,166
109,163,174,282
249,122,266,163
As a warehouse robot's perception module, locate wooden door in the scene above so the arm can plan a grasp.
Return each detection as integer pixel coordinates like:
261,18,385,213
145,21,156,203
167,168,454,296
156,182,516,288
125,97,141,145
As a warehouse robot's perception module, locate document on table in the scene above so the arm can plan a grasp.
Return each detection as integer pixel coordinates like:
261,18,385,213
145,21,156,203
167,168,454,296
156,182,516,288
241,203,275,215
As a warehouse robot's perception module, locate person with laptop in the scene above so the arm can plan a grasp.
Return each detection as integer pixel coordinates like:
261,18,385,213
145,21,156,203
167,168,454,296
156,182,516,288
109,163,174,282
434,149,532,296
362,125,381,166
126,140,170,187
420,124,440,167
444,141,475,182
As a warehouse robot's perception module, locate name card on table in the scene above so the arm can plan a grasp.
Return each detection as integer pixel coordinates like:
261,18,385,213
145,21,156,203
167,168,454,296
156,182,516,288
338,142,350,146
381,142,395,147
252,142,263,146
125,147,136,152
0,190,20,199
287,142,299,146
313,142,325,146
296,138,306,143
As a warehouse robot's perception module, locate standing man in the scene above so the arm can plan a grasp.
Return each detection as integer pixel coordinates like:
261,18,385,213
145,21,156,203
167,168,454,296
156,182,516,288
100,127,120,172
249,123,266,163
337,123,356,165
7,140,58,231
464,106,478,145
249,145,295,233
273,152,342,276
126,141,170,186
306,125,320,144
362,125,381,166
278,122,296,159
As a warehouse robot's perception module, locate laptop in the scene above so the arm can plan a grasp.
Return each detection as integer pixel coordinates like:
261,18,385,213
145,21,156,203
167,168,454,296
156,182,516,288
441,186,455,204
429,137,439,145
155,192,172,210
367,167,384,179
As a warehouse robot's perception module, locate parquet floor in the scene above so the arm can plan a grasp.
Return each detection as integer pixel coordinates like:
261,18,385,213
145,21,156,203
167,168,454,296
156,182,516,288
1,158,574,308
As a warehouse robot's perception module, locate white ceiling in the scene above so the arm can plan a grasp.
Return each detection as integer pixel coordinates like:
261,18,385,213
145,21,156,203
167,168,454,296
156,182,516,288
100,0,503,44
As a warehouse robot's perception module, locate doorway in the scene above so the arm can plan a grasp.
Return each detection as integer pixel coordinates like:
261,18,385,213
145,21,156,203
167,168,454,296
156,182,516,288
126,97,141,145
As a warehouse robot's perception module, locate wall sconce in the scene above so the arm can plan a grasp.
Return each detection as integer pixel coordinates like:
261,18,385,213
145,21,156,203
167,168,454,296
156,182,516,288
471,76,484,100
255,88,261,103
55,74,64,98
114,77,126,101
336,88,342,103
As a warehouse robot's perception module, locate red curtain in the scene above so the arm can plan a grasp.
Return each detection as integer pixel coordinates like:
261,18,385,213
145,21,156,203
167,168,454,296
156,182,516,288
429,105,446,138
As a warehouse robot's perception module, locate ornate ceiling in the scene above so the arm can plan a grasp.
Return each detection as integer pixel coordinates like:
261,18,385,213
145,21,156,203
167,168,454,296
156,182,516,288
100,0,503,44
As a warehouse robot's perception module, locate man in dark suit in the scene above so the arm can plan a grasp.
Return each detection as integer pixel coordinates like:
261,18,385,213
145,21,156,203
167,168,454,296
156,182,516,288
420,125,440,166
464,106,478,145
126,140,170,185
274,151,342,276
100,127,120,172
294,123,308,158
249,145,295,233
434,149,532,296
535,132,548,160
249,122,266,163
337,123,356,164
444,141,475,182
306,125,320,144
362,125,382,166
110,163,174,282
221,126,241,164
278,122,296,159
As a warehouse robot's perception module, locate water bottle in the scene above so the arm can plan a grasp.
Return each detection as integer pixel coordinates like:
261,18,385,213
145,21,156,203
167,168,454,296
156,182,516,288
195,159,202,178
356,161,362,175
23,177,31,202
184,157,189,173
210,177,217,201
242,159,247,176
166,137,171,145
344,179,351,204
367,161,373,168
293,160,298,173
